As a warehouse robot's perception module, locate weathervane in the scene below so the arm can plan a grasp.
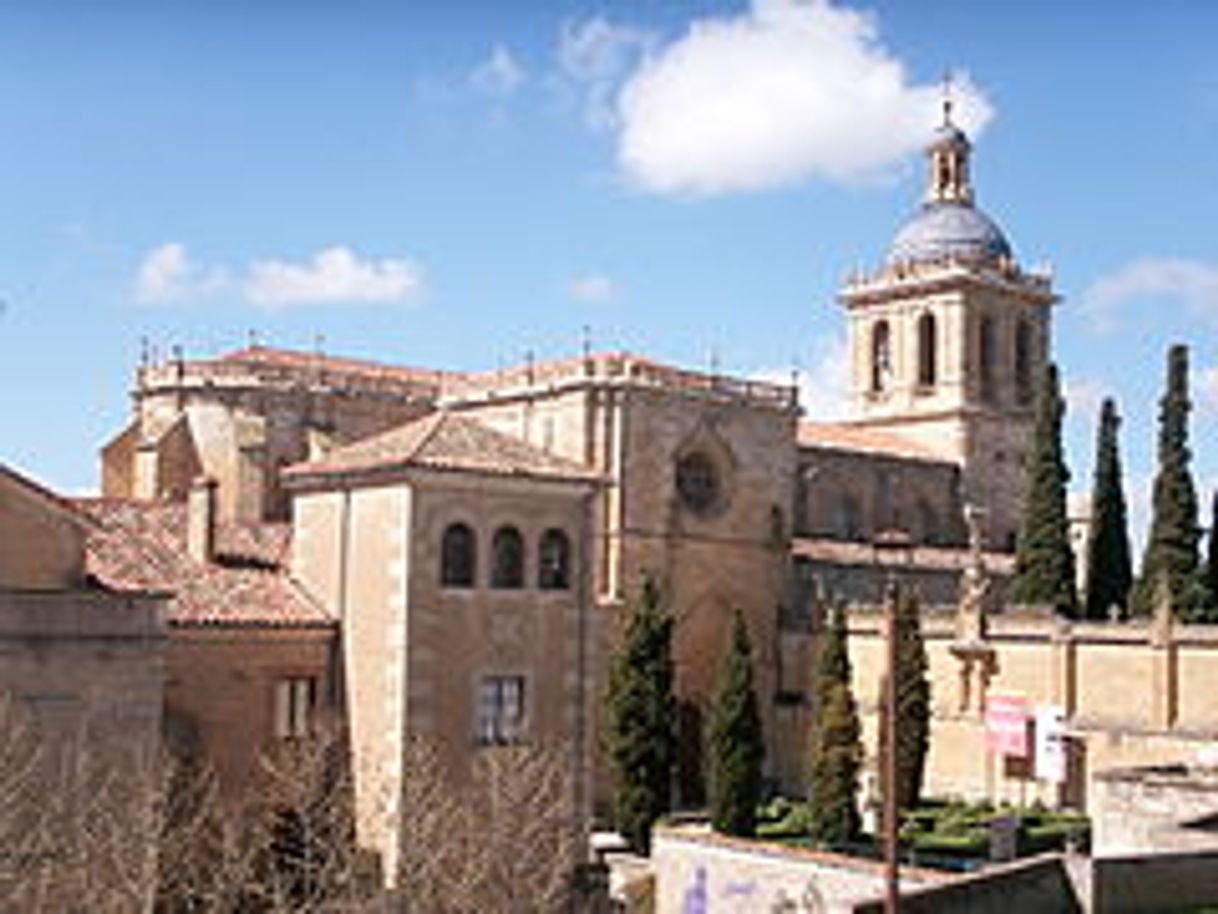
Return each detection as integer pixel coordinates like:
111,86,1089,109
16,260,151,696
941,69,955,126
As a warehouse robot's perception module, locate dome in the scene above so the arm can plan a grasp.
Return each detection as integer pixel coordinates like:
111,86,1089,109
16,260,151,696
886,202,1012,268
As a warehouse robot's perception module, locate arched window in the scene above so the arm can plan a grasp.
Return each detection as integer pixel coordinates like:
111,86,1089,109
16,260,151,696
835,494,862,541
917,499,941,546
871,321,892,393
1014,320,1032,405
441,523,477,588
538,529,571,590
491,526,525,589
979,315,996,402
917,313,937,389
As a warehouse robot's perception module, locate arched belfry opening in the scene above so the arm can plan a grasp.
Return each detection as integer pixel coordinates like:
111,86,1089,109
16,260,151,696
979,315,996,403
1015,319,1033,405
917,312,937,389
871,320,892,393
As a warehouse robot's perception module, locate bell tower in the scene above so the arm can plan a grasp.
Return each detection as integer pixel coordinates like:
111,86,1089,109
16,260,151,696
838,105,1058,549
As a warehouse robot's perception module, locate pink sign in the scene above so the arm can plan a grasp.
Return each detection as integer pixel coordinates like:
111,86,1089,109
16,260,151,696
985,694,1030,758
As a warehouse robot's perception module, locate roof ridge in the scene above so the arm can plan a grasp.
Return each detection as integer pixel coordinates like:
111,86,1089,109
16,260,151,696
408,410,451,462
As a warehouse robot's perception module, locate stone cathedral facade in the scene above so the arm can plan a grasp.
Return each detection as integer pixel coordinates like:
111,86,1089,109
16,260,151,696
90,114,1057,860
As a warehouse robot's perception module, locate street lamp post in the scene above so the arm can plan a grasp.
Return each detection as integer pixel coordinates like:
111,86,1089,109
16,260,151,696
873,528,914,914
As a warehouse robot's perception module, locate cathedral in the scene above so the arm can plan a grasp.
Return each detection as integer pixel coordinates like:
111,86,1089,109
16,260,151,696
78,109,1059,869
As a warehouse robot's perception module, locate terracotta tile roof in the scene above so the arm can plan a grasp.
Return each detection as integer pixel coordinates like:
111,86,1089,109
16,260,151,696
72,498,332,628
284,411,598,484
791,536,1014,574
220,344,452,386
797,421,950,463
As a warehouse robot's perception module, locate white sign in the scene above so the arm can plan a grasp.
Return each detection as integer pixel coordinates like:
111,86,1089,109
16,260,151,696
1034,704,1067,784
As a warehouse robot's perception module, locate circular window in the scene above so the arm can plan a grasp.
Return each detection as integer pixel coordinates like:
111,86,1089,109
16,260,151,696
675,451,721,514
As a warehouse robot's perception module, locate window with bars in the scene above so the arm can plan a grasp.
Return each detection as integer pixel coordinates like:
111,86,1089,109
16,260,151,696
476,675,525,745
273,677,315,739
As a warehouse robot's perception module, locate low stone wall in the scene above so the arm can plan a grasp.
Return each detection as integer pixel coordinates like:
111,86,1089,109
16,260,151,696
1091,764,1218,855
1092,850,1218,913
853,854,1081,914
651,825,944,914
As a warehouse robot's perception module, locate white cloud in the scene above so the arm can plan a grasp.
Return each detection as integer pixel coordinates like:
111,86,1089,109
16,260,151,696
244,247,423,308
799,333,852,420
1081,257,1218,330
1063,377,1111,422
1197,365,1218,416
134,243,227,304
470,44,526,95
567,273,616,302
614,0,992,195
558,17,654,128
753,332,851,421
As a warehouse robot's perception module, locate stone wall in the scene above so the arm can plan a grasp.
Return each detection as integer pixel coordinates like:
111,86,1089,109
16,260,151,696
853,854,1081,914
0,587,164,911
837,609,1218,810
290,467,596,884
0,472,86,589
164,625,338,795
1090,765,1218,855
796,446,966,547
651,825,944,914
1091,850,1218,913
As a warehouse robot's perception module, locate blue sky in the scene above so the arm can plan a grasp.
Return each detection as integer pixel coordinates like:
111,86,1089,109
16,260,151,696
1,0,1216,543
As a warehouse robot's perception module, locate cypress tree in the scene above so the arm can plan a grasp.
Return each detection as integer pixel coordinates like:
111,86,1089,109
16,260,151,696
1083,398,1133,619
606,575,675,853
807,602,862,848
706,611,764,838
879,587,931,811
1132,345,1205,619
1012,362,1078,616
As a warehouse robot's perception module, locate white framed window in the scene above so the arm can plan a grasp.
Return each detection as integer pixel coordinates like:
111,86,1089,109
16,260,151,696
273,677,315,739
477,675,525,745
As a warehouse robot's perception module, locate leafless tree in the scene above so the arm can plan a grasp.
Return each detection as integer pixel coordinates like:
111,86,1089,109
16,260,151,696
0,691,161,912
397,738,578,914
0,697,585,913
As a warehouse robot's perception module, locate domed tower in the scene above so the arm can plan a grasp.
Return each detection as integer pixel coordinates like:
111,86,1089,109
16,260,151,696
838,104,1057,549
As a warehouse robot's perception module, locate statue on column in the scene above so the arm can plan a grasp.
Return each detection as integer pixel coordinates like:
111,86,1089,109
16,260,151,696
951,505,996,715
956,504,990,644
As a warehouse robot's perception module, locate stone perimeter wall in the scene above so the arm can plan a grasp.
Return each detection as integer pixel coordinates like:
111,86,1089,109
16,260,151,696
841,609,1218,809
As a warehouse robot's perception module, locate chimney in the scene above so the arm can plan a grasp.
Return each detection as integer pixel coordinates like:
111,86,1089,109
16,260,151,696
187,476,218,564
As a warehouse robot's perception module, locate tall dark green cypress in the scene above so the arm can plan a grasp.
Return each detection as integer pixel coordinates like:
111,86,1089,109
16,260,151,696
880,587,931,812
1132,345,1205,619
1012,362,1078,616
606,575,675,853
706,611,764,838
1083,398,1133,619
807,602,862,848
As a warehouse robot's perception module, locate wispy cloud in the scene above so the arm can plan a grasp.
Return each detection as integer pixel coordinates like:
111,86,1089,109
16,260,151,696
557,17,654,129
610,0,992,195
133,244,423,309
567,273,616,302
753,332,851,421
470,44,526,95
134,243,227,304
1197,364,1218,416
1063,377,1111,423
1080,257,1218,331
244,247,422,309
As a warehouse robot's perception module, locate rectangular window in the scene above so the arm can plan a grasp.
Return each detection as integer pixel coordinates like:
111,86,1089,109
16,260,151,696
477,675,525,745
273,677,315,739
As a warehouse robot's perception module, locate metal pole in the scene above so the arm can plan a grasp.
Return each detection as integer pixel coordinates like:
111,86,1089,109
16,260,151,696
884,580,900,914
